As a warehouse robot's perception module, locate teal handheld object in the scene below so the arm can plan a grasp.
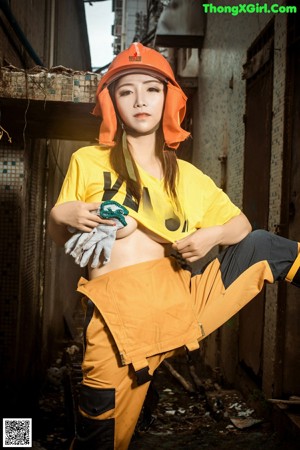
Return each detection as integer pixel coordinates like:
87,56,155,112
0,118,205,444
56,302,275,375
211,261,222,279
98,200,129,227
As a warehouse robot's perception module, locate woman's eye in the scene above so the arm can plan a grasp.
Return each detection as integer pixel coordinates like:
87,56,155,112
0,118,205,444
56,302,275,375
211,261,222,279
148,87,161,92
118,90,131,97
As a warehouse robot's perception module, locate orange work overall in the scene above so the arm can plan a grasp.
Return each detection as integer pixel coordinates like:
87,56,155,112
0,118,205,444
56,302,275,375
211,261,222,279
71,230,300,450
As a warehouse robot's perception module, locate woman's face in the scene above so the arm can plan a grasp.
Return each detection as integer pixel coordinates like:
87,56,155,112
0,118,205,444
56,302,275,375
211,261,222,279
114,73,165,136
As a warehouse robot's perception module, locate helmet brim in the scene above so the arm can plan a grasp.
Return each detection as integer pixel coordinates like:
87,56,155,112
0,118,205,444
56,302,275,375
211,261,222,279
100,66,173,90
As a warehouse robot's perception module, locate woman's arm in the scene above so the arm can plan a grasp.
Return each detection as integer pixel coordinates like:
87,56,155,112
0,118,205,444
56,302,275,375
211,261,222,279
48,201,116,246
172,212,252,263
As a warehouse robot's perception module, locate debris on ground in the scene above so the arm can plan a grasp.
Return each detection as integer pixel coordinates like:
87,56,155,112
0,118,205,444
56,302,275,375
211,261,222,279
32,346,300,450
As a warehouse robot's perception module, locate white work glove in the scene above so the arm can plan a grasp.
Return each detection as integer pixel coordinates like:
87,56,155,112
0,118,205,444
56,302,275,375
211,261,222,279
65,201,128,268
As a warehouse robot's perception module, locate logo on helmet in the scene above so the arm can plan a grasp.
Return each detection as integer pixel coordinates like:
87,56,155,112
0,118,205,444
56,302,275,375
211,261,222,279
129,51,142,62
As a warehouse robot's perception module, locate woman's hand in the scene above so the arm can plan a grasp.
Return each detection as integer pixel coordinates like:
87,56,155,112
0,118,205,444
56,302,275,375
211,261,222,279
172,213,252,263
48,201,116,246
52,201,116,232
172,226,222,263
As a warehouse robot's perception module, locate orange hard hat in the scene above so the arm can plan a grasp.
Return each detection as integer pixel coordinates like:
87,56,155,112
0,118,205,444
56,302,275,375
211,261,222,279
93,42,190,149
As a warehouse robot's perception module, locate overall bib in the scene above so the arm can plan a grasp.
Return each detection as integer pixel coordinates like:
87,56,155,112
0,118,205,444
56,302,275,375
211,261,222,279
71,230,300,450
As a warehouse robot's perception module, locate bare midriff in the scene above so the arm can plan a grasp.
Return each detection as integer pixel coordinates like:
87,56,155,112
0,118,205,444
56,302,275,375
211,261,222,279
88,215,173,279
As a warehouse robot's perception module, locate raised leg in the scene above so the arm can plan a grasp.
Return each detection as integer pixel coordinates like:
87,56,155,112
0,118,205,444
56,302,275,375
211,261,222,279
192,230,299,339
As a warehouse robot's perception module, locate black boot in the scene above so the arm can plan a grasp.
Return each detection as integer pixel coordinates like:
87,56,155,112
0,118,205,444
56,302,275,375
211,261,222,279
72,384,115,450
72,414,114,450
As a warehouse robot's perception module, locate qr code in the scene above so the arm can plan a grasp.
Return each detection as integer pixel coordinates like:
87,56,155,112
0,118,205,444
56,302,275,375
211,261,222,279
3,418,32,448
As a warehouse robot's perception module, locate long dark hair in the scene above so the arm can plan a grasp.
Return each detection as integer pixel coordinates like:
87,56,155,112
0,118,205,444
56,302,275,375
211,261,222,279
109,125,179,206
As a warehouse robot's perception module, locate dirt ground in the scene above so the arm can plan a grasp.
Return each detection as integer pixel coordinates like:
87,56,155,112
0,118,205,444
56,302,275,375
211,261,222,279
129,368,298,449
32,348,300,450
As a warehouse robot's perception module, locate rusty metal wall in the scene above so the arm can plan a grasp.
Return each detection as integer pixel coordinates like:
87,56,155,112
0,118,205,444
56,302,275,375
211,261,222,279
16,140,47,384
281,13,300,396
239,22,274,384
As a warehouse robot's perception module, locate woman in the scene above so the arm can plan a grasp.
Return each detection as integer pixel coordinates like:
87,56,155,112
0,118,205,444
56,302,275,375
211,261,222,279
48,43,300,450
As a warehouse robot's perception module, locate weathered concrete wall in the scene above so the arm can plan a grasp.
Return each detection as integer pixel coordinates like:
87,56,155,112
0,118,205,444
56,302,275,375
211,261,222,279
193,11,272,203
192,4,290,397
124,0,148,48
193,9,272,384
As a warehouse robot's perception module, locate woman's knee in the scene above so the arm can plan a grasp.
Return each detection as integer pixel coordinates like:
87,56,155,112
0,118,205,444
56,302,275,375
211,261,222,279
245,229,270,248
79,384,115,418
217,229,273,288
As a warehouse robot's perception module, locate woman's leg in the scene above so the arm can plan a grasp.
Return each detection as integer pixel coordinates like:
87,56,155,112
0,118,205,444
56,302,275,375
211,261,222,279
192,230,300,339
71,299,174,450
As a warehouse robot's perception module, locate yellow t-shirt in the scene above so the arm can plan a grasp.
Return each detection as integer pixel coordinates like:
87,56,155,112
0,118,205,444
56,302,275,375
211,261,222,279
56,145,241,243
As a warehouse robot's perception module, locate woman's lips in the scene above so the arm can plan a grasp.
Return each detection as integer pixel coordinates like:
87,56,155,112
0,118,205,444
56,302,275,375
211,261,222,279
134,113,150,118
